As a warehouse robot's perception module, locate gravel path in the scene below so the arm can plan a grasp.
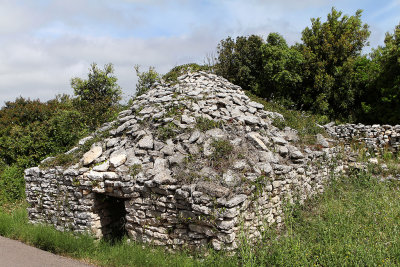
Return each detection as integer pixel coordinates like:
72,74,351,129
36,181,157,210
0,236,95,267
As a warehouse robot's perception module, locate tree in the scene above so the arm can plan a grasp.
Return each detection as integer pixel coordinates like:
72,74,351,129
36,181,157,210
71,63,122,128
134,65,160,97
361,23,400,124
215,35,264,92
259,33,304,102
298,8,370,119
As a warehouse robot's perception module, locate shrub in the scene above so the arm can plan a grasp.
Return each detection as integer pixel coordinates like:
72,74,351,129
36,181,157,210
195,117,224,131
72,63,122,129
210,139,233,162
0,164,25,204
134,65,160,97
163,63,211,83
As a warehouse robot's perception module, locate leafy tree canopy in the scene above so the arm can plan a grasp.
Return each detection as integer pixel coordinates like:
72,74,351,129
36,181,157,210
71,63,122,128
298,7,371,119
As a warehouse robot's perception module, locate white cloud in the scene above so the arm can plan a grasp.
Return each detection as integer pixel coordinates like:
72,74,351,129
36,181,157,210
0,32,220,105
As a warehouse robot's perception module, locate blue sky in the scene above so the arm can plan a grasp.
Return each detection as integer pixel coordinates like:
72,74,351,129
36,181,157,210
0,0,399,105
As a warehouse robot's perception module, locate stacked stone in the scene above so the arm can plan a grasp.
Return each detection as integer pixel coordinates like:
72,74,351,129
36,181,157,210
325,123,400,152
25,71,343,250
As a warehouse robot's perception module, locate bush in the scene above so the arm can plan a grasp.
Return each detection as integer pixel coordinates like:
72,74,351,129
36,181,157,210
163,63,211,83
215,35,264,92
72,63,122,129
134,65,160,97
0,164,25,204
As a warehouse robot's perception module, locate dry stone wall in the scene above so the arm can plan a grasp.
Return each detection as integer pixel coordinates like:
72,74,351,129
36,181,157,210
25,72,345,250
325,123,400,153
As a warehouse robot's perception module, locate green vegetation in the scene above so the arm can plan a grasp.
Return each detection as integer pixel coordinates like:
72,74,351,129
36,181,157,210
39,153,79,169
298,8,370,118
0,63,123,205
195,117,224,131
0,165,25,203
0,203,199,267
361,24,400,123
157,122,180,141
72,63,122,129
246,92,327,139
1,6,400,266
210,139,233,162
129,164,142,177
134,65,160,97
163,63,212,83
215,8,400,124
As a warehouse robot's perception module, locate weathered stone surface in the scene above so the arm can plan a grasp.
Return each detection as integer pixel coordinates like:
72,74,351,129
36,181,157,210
196,182,230,198
93,161,110,172
225,194,247,208
271,136,287,145
82,146,102,166
188,130,201,143
247,132,268,151
189,224,215,236
316,134,330,148
153,171,176,185
110,151,127,167
181,114,196,124
223,170,239,187
138,135,154,149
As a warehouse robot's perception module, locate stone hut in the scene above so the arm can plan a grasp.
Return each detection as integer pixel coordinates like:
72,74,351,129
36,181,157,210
25,72,342,250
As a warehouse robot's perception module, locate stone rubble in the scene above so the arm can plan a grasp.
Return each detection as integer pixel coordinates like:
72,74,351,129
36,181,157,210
25,71,345,251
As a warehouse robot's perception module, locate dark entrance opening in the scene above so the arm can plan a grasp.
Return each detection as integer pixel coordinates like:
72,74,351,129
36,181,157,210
94,193,127,242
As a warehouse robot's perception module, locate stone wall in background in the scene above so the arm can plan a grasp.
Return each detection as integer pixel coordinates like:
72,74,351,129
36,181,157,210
325,123,400,153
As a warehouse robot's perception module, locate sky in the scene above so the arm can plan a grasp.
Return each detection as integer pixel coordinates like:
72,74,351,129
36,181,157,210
0,0,399,106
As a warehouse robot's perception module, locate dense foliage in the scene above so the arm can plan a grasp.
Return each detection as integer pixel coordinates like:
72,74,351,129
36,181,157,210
72,63,122,129
134,65,160,97
216,35,264,92
361,24,400,123
215,8,399,124
0,63,123,204
298,8,370,118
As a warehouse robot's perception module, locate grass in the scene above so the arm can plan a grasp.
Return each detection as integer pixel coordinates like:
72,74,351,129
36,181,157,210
245,91,327,140
195,117,224,132
0,202,202,267
162,63,212,84
40,129,113,169
2,170,400,266
157,122,181,141
209,139,233,162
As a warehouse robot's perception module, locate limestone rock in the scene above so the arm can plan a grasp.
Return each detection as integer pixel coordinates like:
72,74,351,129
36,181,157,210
153,171,176,185
25,71,355,251
110,151,127,167
93,161,110,172
138,135,154,149
196,182,230,198
247,132,268,151
83,146,103,166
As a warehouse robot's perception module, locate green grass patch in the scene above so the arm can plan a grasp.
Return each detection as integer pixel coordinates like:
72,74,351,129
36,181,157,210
40,129,113,169
157,122,180,141
195,117,224,132
209,139,233,162
163,63,212,84
245,91,328,139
